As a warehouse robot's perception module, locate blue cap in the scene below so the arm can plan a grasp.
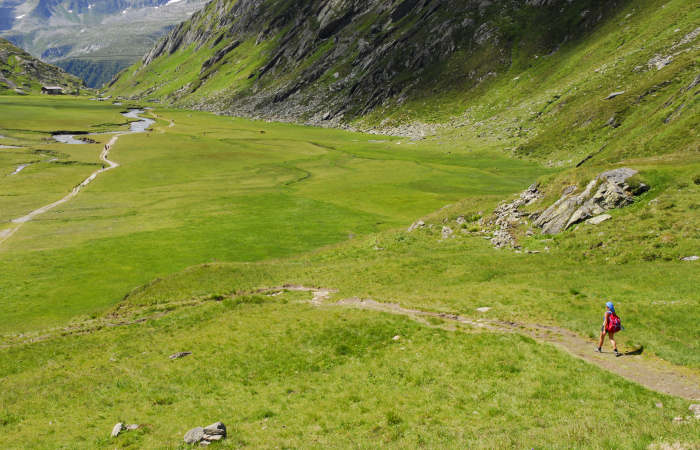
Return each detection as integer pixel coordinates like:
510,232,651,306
606,301,615,313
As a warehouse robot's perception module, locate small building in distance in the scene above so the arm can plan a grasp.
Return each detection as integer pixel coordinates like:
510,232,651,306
41,86,64,95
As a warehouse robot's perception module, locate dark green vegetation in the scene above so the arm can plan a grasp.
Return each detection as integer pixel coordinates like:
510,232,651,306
55,58,132,90
0,37,82,94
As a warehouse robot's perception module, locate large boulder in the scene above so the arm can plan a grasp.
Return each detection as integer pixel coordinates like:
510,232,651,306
111,423,123,438
533,168,647,234
203,422,227,437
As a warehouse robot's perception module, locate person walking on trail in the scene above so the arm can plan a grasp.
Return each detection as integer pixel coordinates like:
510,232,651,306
596,301,622,356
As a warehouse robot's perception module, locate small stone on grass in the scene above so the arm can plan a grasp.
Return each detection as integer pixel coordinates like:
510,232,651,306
111,423,123,437
169,351,192,360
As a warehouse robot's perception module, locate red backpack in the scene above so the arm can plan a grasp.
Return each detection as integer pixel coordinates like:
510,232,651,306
607,313,622,332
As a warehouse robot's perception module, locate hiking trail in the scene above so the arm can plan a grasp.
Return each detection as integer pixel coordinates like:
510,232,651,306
0,110,153,247
2,283,698,401
329,296,700,401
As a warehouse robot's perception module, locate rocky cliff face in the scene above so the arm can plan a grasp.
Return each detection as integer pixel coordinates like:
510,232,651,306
112,0,624,123
0,37,83,94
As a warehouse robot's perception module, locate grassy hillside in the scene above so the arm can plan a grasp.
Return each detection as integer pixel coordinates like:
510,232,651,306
367,0,699,166
106,0,630,122
0,38,82,94
106,0,698,168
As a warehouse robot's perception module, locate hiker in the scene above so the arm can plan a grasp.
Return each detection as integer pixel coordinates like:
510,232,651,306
596,301,622,356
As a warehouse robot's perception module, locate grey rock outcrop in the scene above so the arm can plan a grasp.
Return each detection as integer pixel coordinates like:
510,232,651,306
533,168,647,234
487,168,649,247
407,220,425,232
690,404,700,419
605,91,625,100
184,422,227,445
441,226,454,239
203,422,227,436
586,214,611,225
111,423,140,438
490,183,541,248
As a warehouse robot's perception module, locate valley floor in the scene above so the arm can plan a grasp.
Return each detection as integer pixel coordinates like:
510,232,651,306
0,96,698,448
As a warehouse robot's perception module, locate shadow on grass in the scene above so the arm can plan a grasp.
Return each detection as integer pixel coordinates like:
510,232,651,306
624,346,644,356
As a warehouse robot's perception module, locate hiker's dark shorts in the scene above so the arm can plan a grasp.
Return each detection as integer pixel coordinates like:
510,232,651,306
601,326,615,334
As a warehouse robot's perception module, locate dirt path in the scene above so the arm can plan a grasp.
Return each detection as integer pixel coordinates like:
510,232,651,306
2,282,697,401
0,135,120,246
0,110,151,247
330,296,700,401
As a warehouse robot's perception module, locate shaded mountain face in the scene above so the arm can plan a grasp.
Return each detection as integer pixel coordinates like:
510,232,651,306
0,37,82,93
0,0,207,87
108,0,626,122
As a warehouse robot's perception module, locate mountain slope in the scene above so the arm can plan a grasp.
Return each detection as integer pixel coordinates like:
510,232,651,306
0,0,208,87
0,36,82,93
109,0,626,120
108,0,698,167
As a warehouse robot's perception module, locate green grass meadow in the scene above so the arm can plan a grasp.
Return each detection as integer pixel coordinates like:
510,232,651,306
0,86,698,448
1,294,698,448
0,96,548,333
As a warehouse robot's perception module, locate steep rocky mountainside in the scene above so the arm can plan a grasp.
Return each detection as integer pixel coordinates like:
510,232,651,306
110,0,698,167
0,0,207,87
0,37,82,93
110,0,625,122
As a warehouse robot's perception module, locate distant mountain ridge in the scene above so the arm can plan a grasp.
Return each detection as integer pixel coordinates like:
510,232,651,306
0,36,82,93
0,0,207,87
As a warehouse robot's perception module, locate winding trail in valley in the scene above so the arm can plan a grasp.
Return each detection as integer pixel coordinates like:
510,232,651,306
329,295,700,401
3,283,697,401
0,110,153,247
1,108,697,403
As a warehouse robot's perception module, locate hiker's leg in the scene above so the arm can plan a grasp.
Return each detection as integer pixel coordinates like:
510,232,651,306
598,330,605,348
609,332,617,351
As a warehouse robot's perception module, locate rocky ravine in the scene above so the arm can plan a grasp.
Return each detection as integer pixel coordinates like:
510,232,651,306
490,168,648,248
